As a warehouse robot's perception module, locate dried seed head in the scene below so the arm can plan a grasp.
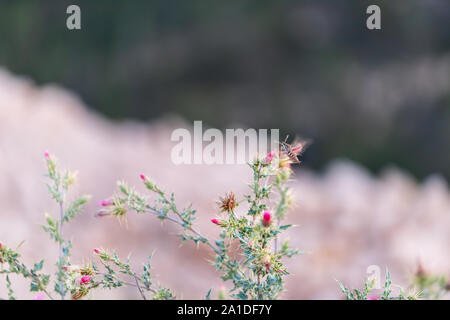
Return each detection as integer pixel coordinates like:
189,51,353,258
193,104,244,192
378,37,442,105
218,192,236,212
80,266,94,276
71,289,87,300
262,255,271,271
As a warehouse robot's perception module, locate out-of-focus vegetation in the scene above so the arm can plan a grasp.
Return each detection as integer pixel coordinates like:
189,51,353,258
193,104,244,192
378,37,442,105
1,0,449,179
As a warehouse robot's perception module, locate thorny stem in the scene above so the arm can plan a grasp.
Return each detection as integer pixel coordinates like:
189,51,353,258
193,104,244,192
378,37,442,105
9,260,54,300
274,222,280,254
95,271,157,296
146,207,220,254
144,206,248,280
133,274,147,300
58,189,65,300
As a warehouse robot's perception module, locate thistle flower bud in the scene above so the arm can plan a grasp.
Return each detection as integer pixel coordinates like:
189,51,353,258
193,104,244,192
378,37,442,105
218,284,226,300
211,218,222,226
66,171,78,186
98,198,113,207
44,150,50,159
265,151,276,164
140,174,147,181
262,211,271,227
95,208,111,218
94,249,111,261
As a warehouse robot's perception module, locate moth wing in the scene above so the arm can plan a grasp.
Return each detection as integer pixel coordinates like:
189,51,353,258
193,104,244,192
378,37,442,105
291,138,312,155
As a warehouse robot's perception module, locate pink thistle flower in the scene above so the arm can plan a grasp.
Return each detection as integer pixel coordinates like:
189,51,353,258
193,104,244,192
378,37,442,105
93,248,100,254
80,275,91,285
262,211,271,227
265,151,276,164
367,293,379,300
211,218,221,226
44,150,50,159
140,174,147,181
98,198,113,207
0,242,2,249
32,293,45,300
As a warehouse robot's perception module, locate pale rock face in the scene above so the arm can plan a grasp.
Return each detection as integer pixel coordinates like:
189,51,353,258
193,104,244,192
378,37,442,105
0,69,449,299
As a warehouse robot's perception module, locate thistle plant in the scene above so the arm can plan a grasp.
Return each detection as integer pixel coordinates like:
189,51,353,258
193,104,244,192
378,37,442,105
91,249,174,300
41,151,90,299
2,146,446,300
338,265,450,301
409,263,449,300
98,146,301,300
0,242,51,300
337,269,419,300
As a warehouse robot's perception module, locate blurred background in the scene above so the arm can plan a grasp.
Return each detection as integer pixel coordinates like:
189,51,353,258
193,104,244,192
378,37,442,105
0,0,449,299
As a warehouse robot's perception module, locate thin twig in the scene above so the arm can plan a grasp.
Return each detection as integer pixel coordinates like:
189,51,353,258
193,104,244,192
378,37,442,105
144,207,248,279
133,274,147,300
